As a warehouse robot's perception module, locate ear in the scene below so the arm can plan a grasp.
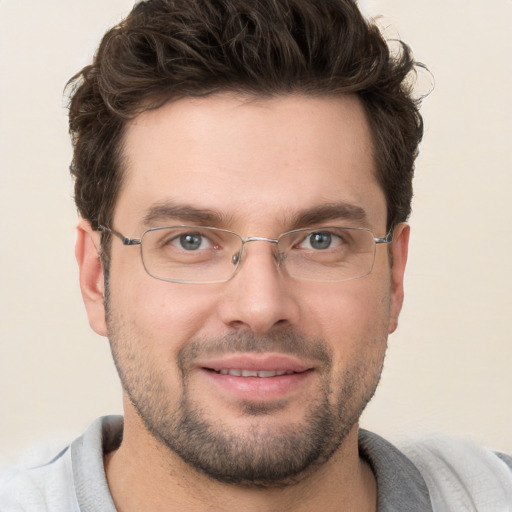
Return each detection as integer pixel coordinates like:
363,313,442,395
75,219,108,337
388,223,410,334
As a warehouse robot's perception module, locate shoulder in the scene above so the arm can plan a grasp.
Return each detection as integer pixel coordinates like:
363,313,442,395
359,429,433,511
359,429,512,512
400,436,512,512
0,446,79,511
0,416,122,512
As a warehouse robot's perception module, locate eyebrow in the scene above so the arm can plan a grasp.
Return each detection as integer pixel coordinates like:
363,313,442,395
287,203,368,230
142,203,232,227
142,201,368,230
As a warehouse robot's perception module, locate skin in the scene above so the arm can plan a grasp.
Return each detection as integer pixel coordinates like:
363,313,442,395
75,93,409,512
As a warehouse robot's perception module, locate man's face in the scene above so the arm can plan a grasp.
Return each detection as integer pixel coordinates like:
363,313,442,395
79,93,408,486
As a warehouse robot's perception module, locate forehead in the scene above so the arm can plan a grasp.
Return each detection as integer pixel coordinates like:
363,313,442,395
116,93,386,232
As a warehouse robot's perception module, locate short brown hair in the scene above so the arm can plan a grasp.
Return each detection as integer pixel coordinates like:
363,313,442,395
68,0,424,241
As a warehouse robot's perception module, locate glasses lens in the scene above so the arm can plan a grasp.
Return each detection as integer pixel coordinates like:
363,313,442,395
278,227,377,282
140,227,242,283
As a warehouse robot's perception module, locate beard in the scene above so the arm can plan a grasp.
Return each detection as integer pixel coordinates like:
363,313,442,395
105,293,385,488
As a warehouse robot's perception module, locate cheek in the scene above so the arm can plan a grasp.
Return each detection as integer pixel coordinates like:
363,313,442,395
303,279,391,357
109,269,225,354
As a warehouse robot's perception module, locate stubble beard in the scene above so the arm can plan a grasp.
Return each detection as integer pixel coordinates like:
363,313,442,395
105,295,385,488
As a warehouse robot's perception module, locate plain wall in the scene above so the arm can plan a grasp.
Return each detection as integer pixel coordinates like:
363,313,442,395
0,0,511,464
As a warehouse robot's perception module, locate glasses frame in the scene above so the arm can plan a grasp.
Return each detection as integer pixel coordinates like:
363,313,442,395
101,225,394,284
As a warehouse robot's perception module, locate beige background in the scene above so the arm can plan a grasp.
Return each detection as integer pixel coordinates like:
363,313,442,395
0,0,511,465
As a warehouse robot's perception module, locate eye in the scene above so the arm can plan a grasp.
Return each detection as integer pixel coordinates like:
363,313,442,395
300,231,343,250
173,232,213,251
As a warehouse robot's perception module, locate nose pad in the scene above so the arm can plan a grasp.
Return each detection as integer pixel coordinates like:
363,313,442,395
231,239,283,276
228,248,245,281
276,248,287,265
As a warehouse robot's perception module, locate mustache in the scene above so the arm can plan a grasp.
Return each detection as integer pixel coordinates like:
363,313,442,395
178,330,333,373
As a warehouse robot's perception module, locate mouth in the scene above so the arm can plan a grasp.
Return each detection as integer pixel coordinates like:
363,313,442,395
194,355,315,402
207,368,300,378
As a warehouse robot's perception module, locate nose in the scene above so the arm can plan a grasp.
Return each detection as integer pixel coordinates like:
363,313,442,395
217,240,301,334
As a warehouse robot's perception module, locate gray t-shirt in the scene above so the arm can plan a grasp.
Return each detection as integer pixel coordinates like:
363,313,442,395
1,415,510,511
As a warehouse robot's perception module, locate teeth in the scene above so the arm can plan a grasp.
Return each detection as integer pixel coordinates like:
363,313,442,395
215,369,296,378
257,370,279,377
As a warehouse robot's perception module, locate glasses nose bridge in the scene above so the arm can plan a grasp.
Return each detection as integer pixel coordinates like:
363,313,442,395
242,236,279,246
235,236,281,268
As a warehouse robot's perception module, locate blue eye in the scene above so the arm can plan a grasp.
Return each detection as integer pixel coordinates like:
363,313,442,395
308,232,332,250
172,232,212,251
299,231,343,250
180,234,202,250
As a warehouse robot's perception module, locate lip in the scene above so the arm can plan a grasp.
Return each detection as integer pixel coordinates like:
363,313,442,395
195,353,315,402
196,353,313,373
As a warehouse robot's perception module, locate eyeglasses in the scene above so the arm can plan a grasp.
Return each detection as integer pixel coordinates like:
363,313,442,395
101,225,393,284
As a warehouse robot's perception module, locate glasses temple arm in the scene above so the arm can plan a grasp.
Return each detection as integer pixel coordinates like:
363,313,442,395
374,228,394,245
100,226,141,246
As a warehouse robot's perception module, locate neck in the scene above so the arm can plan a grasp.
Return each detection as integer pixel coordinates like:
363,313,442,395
104,412,377,512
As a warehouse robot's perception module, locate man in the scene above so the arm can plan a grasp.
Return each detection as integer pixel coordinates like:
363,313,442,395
1,0,511,510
